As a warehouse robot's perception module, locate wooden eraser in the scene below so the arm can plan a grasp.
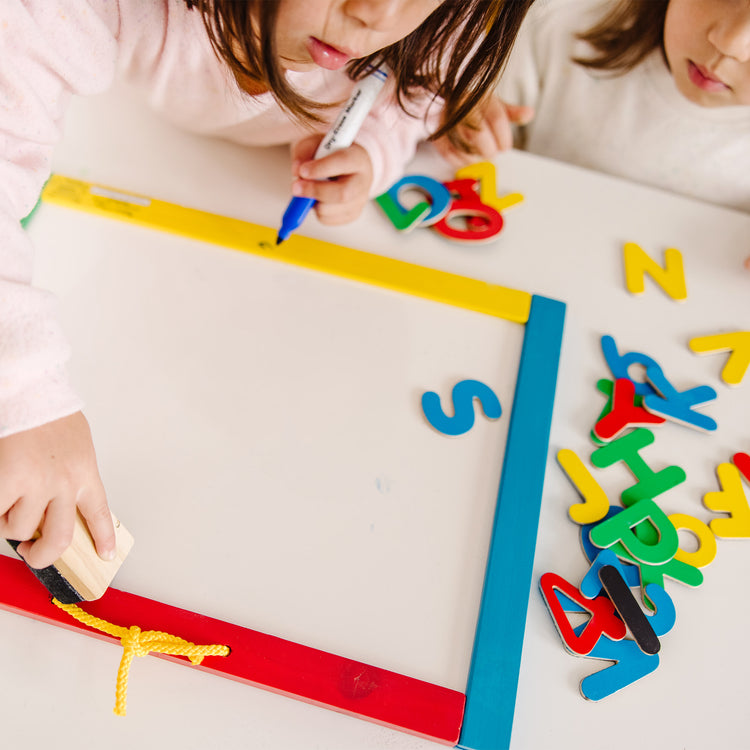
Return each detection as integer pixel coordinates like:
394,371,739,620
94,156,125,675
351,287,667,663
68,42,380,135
7,512,134,604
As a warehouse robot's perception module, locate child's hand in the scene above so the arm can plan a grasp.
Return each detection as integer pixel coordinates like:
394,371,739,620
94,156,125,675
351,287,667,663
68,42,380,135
0,411,115,569
290,135,374,225
434,97,534,167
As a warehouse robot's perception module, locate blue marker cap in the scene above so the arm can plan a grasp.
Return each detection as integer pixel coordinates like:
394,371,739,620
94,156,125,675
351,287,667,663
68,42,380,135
276,196,316,245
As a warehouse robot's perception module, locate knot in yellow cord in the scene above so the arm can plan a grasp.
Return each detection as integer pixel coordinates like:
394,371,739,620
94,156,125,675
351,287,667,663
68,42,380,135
52,598,230,717
121,625,149,658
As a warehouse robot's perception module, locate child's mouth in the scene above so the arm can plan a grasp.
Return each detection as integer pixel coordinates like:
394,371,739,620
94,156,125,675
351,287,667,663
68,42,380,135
687,61,730,93
307,38,352,71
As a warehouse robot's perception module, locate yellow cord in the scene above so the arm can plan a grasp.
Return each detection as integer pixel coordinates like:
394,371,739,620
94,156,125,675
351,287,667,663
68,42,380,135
52,598,230,716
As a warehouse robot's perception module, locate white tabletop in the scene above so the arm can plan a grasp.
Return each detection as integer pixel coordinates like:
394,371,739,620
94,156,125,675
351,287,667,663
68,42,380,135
3,81,750,749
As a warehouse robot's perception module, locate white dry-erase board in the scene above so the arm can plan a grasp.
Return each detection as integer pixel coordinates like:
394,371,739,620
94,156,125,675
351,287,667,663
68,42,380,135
4,163,563,750
26,197,522,680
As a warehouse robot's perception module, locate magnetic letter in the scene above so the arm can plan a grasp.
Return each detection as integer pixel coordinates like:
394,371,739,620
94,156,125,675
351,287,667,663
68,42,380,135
580,549,640,599
667,513,717,568
455,161,524,213
584,511,701,609
593,378,665,441
689,331,750,387
421,379,501,436
578,632,660,701
600,335,659,397
591,428,686,506
643,364,717,433
539,572,626,656
557,448,610,525
623,242,687,301
589,499,679,566
735,452,750,483
375,174,447,231
432,179,504,243
703,462,750,538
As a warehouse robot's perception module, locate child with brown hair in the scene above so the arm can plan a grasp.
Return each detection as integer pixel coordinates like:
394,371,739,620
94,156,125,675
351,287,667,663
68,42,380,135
0,0,534,571
443,0,750,229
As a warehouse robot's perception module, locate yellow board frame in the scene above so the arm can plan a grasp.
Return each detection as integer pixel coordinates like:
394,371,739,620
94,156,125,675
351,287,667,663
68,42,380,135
42,175,531,324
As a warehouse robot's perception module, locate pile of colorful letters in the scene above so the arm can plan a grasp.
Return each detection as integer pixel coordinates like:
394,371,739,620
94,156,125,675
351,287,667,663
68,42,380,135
539,251,750,700
375,161,522,243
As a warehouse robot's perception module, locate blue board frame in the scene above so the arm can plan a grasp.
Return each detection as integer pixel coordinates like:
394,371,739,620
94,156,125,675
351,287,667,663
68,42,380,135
459,295,565,750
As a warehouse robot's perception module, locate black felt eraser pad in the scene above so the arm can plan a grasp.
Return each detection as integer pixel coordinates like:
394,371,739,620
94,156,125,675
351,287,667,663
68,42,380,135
6,540,84,605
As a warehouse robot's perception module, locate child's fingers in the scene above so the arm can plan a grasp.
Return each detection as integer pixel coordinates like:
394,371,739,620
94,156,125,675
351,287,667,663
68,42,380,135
432,137,472,168
290,134,323,175
469,99,533,154
17,496,76,569
0,494,42,543
297,146,371,182
0,412,114,566
482,100,531,152
290,143,372,225
293,173,364,205
470,120,509,157
4,482,115,568
487,115,515,152
314,199,367,225
503,103,534,126
78,482,116,561
290,174,368,224
0,485,21,530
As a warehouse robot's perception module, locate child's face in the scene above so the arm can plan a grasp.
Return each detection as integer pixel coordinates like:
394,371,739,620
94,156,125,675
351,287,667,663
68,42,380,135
274,0,443,72
664,0,750,107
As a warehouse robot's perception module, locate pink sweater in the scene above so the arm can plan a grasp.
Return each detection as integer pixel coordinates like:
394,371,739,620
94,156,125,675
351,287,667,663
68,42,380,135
0,0,438,437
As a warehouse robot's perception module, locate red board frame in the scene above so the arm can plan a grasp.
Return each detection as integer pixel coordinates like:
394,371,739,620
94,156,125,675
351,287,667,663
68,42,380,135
0,555,465,744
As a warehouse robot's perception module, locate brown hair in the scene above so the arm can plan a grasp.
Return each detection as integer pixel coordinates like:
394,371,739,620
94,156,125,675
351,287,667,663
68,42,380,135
574,0,669,73
184,0,535,150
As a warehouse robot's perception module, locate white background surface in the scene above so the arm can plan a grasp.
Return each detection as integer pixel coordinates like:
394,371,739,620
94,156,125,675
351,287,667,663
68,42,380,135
2,81,750,749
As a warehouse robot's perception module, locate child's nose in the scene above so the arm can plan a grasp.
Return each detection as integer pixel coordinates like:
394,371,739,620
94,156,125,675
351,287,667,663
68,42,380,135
708,14,750,63
343,0,403,33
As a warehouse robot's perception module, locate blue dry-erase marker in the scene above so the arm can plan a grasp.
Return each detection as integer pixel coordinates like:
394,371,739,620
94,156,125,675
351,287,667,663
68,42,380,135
276,65,388,245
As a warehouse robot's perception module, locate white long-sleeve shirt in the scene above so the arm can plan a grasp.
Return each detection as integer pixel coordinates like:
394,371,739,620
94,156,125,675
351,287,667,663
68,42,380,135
496,0,750,213
0,0,439,437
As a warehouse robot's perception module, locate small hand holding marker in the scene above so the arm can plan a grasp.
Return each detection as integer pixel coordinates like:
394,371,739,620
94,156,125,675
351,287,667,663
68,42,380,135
276,65,388,244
